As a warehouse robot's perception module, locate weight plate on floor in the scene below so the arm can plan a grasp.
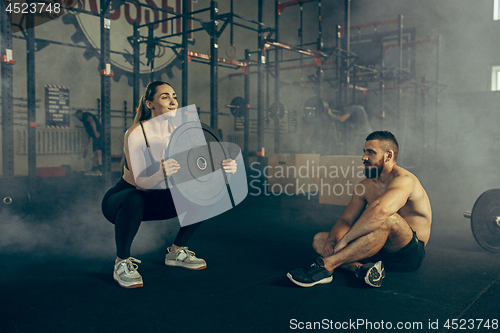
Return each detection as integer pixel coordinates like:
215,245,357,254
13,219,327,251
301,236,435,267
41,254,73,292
470,188,500,253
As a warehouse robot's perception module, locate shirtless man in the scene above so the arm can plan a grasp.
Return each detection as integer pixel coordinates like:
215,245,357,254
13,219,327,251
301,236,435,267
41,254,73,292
287,131,432,288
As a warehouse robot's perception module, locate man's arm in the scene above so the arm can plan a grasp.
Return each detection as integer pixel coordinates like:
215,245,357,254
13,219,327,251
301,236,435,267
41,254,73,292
321,188,367,257
334,176,414,252
86,116,100,138
328,109,350,122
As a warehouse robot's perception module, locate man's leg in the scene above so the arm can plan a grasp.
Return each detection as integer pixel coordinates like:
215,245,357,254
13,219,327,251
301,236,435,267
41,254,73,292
288,213,413,287
322,213,413,271
312,232,361,273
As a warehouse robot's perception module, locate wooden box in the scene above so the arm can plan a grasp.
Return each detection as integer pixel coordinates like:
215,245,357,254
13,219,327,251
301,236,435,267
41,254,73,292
318,155,365,206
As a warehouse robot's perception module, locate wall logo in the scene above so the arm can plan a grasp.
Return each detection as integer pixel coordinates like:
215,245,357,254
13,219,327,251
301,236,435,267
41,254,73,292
3,0,76,33
62,0,197,85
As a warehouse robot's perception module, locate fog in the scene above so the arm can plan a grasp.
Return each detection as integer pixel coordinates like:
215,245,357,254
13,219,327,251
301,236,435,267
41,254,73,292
0,184,181,258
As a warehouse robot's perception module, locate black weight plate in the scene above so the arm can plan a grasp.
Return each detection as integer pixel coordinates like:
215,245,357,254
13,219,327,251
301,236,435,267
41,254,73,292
229,96,247,117
471,188,500,253
166,122,229,207
0,178,32,221
303,97,329,123
269,101,285,119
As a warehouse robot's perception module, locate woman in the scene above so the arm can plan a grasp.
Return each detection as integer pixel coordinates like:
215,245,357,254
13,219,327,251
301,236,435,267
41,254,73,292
102,81,236,289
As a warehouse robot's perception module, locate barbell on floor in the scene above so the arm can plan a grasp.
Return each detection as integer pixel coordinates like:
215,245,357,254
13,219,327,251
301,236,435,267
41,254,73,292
464,189,500,253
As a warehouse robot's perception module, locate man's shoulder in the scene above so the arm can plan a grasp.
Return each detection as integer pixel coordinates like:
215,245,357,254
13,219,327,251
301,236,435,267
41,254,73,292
390,166,420,188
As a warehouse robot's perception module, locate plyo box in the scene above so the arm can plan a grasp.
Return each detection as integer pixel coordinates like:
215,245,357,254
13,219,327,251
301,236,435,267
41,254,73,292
267,154,320,194
319,155,365,206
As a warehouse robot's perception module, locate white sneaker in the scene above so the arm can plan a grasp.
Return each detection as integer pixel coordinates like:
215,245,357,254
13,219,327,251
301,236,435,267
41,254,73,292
165,247,207,270
113,257,143,288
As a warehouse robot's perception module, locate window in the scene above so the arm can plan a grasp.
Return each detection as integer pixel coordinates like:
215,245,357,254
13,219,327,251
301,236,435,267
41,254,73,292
491,66,500,91
495,0,500,20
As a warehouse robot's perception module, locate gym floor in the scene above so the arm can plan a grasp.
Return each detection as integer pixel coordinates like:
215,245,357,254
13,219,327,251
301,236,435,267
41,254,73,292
2,169,500,333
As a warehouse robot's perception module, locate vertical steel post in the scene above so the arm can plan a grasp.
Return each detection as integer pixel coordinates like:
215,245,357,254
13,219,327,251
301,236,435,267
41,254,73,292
101,1,112,187
421,75,427,149
123,101,127,130
435,34,440,148
148,24,155,83
133,22,140,121
317,0,323,100
274,0,280,153
182,0,189,122
1,1,14,178
379,42,385,127
210,1,219,131
266,49,270,112
397,14,403,135
336,25,342,109
257,0,264,153
26,3,36,183
351,65,356,104
344,0,350,106
244,49,250,171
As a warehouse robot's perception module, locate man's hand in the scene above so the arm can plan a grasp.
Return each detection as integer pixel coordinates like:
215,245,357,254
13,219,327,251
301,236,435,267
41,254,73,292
95,132,101,138
222,159,237,174
333,237,348,254
322,237,337,257
162,158,180,178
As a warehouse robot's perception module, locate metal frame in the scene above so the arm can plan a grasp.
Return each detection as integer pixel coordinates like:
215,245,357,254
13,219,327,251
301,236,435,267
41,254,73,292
1,0,14,178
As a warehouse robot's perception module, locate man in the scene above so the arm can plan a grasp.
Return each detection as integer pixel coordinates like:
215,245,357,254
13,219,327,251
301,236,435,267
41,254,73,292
287,131,431,288
328,105,372,155
75,110,103,175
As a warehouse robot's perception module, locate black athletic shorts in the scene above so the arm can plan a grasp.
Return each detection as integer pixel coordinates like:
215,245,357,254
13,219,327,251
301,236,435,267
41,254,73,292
92,136,104,152
372,231,425,272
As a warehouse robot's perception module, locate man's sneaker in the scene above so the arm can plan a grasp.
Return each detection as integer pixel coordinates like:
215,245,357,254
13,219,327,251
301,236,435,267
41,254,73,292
287,257,334,287
113,257,143,289
165,247,206,270
355,261,385,287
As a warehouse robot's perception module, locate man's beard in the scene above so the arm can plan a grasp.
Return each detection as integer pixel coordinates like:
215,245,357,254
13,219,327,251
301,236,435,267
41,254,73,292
363,158,384,179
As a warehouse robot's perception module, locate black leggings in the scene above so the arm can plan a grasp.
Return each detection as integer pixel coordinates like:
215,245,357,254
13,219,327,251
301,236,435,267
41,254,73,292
102,178,201,259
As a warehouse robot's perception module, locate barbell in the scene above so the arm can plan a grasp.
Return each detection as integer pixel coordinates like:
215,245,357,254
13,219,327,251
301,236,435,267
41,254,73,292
303,97,329,123
226,96,329,122
226,97,285,119
464,189,500,253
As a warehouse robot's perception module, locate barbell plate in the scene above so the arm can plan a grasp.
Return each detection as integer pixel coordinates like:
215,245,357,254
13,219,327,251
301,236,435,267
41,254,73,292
229,96,247,117
303,97,329,123
471,188,500,253
166,122,230,207
269,101,285,119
